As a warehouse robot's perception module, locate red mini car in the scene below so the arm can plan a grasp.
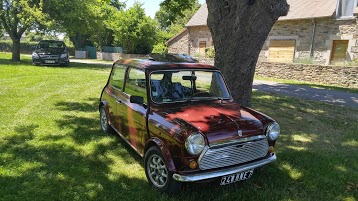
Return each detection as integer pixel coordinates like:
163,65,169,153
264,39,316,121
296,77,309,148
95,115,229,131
99,55,280,193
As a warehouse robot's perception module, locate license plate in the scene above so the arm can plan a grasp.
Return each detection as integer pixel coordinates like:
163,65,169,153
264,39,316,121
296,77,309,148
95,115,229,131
45,60,56,64
220,169,254,185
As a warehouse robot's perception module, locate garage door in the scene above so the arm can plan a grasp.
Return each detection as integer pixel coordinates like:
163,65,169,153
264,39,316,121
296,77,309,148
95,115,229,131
268,40,296,63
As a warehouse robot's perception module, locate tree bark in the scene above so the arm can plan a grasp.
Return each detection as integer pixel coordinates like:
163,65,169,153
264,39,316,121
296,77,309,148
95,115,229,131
206,0,289,106
12,39,21,61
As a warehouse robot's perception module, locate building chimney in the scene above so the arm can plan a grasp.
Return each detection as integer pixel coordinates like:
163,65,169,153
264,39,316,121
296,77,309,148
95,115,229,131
336,0,357,19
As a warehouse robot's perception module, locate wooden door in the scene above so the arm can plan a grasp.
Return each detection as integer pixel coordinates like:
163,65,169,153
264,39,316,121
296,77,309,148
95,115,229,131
268,40,296,63
199,41,207,56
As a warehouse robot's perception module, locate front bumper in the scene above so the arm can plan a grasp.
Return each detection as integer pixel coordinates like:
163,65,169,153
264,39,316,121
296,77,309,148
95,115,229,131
172,154,276,182
32,57,69,66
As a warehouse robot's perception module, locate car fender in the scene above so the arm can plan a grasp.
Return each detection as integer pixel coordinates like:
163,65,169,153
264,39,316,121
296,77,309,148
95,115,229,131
144,137,176,172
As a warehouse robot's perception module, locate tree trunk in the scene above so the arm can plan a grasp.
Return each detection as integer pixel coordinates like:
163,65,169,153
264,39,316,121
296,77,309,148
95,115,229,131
12,39,21,61
206,0,289,106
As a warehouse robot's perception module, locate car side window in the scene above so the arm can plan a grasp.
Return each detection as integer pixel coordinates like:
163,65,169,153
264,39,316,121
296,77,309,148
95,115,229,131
124,68,147,103
109,64,126,90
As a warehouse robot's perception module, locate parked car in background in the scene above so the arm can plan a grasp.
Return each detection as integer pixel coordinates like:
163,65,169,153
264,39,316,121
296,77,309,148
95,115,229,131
32,40,69,66
98,54,280,193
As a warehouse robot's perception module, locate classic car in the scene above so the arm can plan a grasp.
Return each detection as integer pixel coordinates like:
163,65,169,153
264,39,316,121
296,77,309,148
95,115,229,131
32,40,70,66
99,55,280,193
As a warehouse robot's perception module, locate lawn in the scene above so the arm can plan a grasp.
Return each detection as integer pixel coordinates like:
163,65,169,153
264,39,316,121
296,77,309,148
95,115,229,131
0,53,357,201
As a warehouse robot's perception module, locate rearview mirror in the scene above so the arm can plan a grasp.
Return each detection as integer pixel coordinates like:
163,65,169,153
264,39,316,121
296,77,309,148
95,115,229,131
182,75,197,81
130,95,144,105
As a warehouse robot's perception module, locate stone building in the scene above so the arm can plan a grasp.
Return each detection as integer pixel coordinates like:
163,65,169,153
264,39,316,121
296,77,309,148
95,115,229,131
167,0,358,65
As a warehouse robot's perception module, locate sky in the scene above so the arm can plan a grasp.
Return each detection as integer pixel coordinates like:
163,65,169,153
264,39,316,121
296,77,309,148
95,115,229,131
126,0,206,18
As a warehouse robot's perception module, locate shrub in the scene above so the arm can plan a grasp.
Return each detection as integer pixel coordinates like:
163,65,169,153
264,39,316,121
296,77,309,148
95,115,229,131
205,46,215,58
0,40,38,54
0,40,75,56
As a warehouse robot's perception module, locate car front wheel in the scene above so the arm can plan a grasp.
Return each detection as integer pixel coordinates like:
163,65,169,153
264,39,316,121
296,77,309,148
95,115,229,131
144,146,181,194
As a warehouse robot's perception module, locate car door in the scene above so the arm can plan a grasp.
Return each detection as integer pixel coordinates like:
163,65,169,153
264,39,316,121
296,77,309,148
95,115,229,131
120,67,148,154
105,64,127,133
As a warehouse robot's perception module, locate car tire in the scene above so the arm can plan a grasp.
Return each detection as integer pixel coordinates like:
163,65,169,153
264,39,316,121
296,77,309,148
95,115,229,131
144,146,181,194
99,106,113,134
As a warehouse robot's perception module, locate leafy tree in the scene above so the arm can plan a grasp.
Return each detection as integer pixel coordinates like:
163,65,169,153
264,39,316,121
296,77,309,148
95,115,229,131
110,3,157,54
0,0,49,61
161,0,289,106
156,0,200,30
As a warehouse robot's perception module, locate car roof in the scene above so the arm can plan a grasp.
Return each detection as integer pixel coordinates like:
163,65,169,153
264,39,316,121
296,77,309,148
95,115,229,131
114,58,218,71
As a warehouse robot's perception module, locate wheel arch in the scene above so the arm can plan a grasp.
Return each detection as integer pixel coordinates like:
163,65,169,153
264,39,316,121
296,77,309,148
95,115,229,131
144,138,176,172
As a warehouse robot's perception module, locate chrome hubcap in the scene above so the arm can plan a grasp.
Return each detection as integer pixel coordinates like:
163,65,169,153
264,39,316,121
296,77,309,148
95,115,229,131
147,154,168,188
100,108,108,131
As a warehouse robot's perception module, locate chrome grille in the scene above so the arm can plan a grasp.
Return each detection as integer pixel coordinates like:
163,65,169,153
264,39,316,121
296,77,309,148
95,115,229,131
198,139,269,170
39,55,59,59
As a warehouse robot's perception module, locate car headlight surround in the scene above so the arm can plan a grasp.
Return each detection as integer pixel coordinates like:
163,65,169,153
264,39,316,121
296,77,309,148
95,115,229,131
60,53,67,59
185,133,205,155
32,52,39,59
266,122,280,141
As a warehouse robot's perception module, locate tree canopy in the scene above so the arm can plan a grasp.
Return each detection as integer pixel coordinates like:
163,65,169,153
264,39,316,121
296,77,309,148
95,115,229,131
152,0,200,53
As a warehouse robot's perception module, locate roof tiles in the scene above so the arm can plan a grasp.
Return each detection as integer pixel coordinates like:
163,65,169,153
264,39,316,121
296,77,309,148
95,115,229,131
186,0,343,27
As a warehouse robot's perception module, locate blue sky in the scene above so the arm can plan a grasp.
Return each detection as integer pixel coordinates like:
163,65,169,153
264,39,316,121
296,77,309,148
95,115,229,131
126,0,205,18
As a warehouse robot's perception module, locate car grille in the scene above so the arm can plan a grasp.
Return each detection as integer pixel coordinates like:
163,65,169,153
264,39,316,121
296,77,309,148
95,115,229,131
198,138,269,170
39,55,59,59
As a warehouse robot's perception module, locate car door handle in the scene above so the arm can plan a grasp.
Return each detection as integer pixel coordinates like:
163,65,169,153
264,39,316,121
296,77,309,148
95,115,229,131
116,100,122,104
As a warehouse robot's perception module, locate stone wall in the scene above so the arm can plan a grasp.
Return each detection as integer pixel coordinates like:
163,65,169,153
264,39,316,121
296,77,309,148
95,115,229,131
188,26,212,56
191,57,357,88
168,26,212,56
96,52,148,61
167,29,189,54
256,62,358,88
168,17,358,65
262,17,358,65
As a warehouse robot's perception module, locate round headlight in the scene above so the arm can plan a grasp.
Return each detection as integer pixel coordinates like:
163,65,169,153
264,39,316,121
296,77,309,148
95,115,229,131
266,122,280,141
185,133,205,155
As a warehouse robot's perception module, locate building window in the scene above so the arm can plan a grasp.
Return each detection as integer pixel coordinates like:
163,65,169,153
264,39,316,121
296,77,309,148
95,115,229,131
330,40,349,64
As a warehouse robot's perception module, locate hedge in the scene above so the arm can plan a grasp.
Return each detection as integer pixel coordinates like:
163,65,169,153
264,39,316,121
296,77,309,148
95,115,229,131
0,40,75,55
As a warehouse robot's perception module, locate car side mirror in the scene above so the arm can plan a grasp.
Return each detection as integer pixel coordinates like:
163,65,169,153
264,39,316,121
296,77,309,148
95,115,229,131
130,95,144,105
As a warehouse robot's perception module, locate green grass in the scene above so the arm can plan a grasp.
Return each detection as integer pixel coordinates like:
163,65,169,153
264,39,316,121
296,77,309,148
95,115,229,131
0,53,357,201
255,75,358,94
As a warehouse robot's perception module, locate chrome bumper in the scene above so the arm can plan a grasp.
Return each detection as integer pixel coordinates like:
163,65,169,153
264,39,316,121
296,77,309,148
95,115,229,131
172,154,276,182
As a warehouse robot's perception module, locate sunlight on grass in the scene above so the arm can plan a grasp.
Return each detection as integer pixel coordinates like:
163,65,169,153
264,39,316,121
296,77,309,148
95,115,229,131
342,140,358,147
292,134,315,143
335,165,348,172
285,145,307,151
280,163,303,180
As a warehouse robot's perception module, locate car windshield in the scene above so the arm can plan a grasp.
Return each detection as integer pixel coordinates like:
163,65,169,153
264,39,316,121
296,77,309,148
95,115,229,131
38,41,65,49
150,70,231,103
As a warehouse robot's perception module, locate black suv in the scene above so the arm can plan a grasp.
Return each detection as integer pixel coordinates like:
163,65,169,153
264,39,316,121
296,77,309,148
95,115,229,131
32,40,69,66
